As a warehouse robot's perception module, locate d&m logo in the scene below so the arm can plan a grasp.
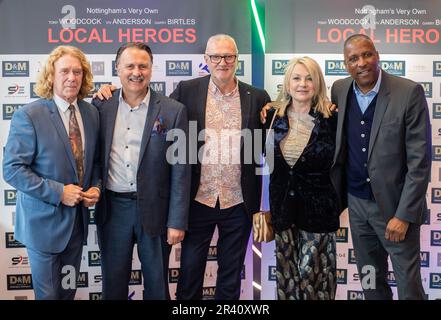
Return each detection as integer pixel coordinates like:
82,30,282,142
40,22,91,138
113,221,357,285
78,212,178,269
420,251,430,268
202,286,216,300
433,61,441,77
336,227,348,242
433,103,441,119
235,60,244,76
7,274,33,290
88,209,95,224
429,273,441,289
88,251,101,267
3,104,24,120
268,266,276,281
7,84,25,96
5,232,25,248
347,290,364,300
166,60,192,76
386,271,397,287
76,272,88,288
347,248,356,264
418,82,432,98
168,268,179,283
5,189,17,206
150,82,166,95
431,230,441,246
2,61,29,77
207,246,217,261
89,292,102,300
325,60,348,76
87,82,111,98
11,255,29,266
272,60,289,75
30,82,39,99
92,61,105,76
432,146,441,161
336,269,347,284
380,61,405,76
129,270,142,285
431,188,441,203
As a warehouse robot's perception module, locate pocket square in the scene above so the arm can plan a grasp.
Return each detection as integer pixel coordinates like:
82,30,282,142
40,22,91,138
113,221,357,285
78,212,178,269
151,115,168,136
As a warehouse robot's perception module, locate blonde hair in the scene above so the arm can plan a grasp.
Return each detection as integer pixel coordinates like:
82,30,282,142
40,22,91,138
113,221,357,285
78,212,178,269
277,56,331,118
34,45,93,100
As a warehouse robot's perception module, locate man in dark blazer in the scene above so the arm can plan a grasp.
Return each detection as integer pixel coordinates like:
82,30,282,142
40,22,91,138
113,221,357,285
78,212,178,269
92,43,190,299
170,34,271,299
3,46,100,299
330,34,431,300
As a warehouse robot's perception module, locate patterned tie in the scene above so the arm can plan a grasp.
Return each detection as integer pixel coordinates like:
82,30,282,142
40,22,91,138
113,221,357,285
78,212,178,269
68,104,84,186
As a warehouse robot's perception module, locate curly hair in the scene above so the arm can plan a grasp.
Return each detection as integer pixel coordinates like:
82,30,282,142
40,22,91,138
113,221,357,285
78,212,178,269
34,45,93,100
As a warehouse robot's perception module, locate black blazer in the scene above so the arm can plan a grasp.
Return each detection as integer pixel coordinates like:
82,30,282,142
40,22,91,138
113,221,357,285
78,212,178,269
267,108,340,233
171,75,271,217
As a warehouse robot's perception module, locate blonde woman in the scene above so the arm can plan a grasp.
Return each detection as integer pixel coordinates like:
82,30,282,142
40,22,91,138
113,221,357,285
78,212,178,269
263,57,341,300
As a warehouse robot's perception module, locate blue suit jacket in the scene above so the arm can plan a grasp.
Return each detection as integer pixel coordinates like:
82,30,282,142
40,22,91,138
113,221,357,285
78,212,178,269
92,89,190,236
3,98,100,253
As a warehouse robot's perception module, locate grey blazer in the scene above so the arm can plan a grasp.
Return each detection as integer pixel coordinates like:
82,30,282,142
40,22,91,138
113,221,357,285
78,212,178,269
330,70,431,225
92,89,191,236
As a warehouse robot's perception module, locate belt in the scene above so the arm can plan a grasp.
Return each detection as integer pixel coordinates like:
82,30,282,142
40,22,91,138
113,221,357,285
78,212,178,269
106,189,137,200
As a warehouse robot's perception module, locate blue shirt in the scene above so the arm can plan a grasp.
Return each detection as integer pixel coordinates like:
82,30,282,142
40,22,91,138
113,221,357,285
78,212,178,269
353,70,382,114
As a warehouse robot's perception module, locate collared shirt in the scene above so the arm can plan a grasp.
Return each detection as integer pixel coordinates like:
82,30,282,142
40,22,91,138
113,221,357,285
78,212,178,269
53,94,85,155
195,78,243,209
106,89,150,192
353,69,382,114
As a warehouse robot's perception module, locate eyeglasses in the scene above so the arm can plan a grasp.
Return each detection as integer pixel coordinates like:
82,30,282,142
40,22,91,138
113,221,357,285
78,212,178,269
206,54,237,64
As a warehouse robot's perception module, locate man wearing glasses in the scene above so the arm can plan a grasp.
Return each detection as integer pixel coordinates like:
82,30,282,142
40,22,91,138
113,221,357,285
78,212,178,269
171,34,271,300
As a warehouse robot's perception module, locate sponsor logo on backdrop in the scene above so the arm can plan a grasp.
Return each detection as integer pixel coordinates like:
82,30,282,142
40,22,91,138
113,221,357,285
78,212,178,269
7,274,32,290
198,62,210,76
431,230,441,246
77,272,88,288
3,104,24,120
202,286,216,300
419,82,432,98
129,270,142,285
11,255,29,266
6,84,25,96
236,60,244,76
88,251,100,267
150,81,166,95
112,60,117,77
207,246,217,261
268,266,276,281
5,232,25,248
348,248,356,264
336,227,348,242
435,104,441,119
429,273,441,289
30,82,39,99
166,60,192,76
431,188,441,203
92,61,105,76
174,247,181,262
2,61,29,77
421,251,430,268
438,253,441,267
433,61,441,77
93,274,102,284
87,82,112,98
347,290,364,300
272,60,289,75
88,209,95,224
380,61,405,76
432,146,441,161
325,60,348,76
436,211,441,224
14,296,28,300
168,268,179,283
336,269,347,284
4,190,17,206
89,292,102,300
